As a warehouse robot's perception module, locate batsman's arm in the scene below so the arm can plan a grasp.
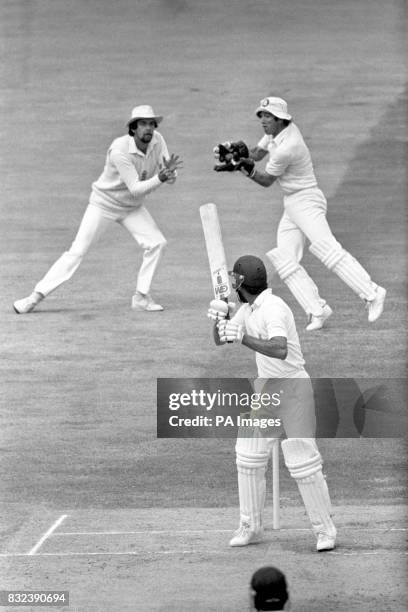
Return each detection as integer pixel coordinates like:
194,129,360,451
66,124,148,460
242,334,288,359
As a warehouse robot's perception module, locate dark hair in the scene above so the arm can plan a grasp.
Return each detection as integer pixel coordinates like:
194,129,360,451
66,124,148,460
272,115,291,127
128,119,158,136
251,567,288,611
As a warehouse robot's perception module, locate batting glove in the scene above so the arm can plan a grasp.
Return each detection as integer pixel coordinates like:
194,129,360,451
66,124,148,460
217,320,244,343
207,299,230,322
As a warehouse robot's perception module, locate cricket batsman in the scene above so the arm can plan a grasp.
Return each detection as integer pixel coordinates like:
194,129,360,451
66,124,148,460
213,97,386,331
13,105,182,314
207,254,337,552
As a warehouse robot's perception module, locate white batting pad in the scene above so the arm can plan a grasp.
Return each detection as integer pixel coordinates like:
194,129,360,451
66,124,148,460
309,239,377,301
236,428,271,468
266,248,324,316
236,466,266,532
281,438,336,537
235,431,271,531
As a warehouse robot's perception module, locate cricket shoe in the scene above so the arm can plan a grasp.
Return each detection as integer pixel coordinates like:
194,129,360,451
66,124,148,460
316,532,336,552
306,305,333,332
229,524,263,547
13,293,43,314
131,292,163,312
366,286,386,322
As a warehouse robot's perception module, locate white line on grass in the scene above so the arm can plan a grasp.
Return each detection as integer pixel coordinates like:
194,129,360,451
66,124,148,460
0,550,407,558
55,529,233,536
27,514,68,555
53,527,407,537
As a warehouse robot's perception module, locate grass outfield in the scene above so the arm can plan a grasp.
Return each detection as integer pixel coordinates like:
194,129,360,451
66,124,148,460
1,1,407,610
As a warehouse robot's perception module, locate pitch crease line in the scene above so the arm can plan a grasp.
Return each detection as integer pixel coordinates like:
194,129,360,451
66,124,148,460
0,550,407,558
55,529,233,536
28,514,68,555
53,526,407,537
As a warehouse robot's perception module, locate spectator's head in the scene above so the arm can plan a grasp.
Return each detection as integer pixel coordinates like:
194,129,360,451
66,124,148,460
250,566,289,611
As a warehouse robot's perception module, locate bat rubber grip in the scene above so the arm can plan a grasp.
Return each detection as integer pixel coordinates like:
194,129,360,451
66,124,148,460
223,298,233,343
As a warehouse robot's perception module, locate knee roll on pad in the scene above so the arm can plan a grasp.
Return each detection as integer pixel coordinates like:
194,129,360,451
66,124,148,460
281,438,323,480
236,432,270,468
266,248,299,279
309,239,345,269
236,450,270,470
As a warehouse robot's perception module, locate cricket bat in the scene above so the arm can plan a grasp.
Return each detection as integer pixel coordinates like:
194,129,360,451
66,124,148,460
199,203,231,305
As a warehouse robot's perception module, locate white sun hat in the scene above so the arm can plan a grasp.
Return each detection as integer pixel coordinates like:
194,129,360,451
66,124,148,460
127,105,163,127
255,97,292,120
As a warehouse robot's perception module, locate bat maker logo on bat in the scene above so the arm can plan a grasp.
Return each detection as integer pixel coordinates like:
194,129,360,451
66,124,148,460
213,268,230,298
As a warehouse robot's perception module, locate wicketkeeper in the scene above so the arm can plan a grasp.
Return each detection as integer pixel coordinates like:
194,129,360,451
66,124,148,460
213,97,386,331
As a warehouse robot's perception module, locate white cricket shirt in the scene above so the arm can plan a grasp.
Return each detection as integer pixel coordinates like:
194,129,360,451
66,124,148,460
258,123,318,195
232,289,307,378
90,132,169,214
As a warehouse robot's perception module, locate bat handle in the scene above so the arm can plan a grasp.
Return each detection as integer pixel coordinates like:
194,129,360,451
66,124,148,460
223,298,233,343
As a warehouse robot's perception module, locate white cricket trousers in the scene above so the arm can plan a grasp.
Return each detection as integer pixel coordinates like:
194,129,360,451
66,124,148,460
35,204,167,297
269,187,377,316
277,187,331,260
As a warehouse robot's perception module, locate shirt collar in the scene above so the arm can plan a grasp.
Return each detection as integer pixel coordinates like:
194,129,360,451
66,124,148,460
273,123,292,146
251,288,272,311
128,134,156,156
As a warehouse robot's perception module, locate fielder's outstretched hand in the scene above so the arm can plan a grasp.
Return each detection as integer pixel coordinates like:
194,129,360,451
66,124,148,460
217,320,244,343
159,154,183,182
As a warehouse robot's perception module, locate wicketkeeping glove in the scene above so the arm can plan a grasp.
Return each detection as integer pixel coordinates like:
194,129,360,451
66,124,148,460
234,158,255,177
213,142,231,161
217,320,244,343
213,140,250,172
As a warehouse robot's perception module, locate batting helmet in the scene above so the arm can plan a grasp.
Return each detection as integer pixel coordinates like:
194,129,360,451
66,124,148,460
230,255,267,294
